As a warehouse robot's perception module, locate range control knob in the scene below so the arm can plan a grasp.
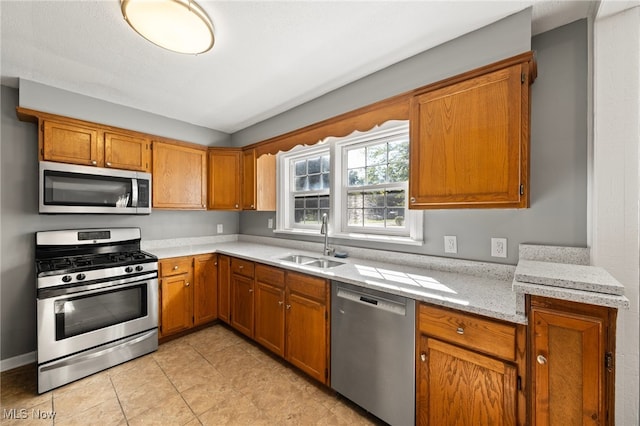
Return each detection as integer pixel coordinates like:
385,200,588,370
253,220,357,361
76,273,86,281
125,266,134,273
135,265,144,272
62,275,72,283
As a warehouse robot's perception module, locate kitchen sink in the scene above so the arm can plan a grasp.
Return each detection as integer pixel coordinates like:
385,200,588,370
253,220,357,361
278,254,344,269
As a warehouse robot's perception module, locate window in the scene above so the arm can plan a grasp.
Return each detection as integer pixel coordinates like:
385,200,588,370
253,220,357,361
276,121,422,245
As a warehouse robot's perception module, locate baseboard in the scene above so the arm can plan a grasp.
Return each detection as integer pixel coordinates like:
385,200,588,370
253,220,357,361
0,351,36,372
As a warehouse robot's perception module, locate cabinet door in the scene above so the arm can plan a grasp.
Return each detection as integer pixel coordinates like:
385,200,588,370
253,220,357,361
217,255,231,324
152,141,207,209
531,306,606,426
104,132,151,172
410,63,528,209
42,120,101,166
231,274,254,338
208,148,241,210
193,254,218,326
242,149,256,210
285,288,328,384
418,336,517,426
160,274,193,337
255,281,285,357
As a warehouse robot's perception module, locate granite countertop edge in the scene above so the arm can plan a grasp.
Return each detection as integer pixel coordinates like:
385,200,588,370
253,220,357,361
144,239,527,325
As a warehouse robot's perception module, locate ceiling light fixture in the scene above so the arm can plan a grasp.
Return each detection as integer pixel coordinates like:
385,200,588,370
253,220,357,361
121,0,215,55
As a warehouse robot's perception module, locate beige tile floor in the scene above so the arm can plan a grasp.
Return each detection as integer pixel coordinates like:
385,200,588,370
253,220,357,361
1,324,384,425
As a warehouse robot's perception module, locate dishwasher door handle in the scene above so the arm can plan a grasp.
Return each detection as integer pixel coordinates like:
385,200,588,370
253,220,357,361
336,287,406,316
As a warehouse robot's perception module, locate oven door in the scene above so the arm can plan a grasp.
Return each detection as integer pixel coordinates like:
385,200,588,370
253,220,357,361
37,276,158,364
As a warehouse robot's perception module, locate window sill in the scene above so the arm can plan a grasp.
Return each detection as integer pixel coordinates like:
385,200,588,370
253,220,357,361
274,228,423,247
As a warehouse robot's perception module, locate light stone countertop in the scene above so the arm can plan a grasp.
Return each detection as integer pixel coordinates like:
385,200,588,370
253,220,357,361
144,236,526,324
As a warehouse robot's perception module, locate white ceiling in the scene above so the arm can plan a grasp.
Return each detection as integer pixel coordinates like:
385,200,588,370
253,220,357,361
1,1,594,134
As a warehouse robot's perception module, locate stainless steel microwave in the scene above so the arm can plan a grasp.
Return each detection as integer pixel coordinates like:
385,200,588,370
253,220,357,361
39,161,151,214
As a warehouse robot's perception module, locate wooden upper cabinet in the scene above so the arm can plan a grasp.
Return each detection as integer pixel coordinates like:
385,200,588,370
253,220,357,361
242,149,276,211
40,117,151,172
104,131,151,172
152,141,207,209
208,148,242,210
410,59,532,209
42,120,101,166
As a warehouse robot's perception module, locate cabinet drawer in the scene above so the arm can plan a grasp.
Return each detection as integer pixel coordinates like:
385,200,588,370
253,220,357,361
255,263,285,288
419,304,516,361
159,257,192,277
231,258,255,278
287,272,327,302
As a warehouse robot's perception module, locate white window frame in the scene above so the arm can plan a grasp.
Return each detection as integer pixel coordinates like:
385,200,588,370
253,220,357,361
275,121,423,246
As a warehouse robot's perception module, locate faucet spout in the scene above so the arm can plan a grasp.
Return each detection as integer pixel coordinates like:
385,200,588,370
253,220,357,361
321,214,334,256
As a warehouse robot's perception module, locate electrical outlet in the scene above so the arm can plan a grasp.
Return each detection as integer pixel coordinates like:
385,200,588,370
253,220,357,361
217,224,223,233
491,238,507,258
268,218,274,229
444,236,457,254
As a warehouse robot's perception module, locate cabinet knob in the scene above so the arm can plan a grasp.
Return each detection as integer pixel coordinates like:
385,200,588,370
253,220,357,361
185,282,190,287
456,327,465,335
420,352,426,362
536,354,547,365
106,162,111,167
91,160,97,165
410,197,416,203
235,204,239,208
278,301,283,306
248,288,253,293
286,304,291,310
251,204,254,208
238,265,244,269
173,265,179,270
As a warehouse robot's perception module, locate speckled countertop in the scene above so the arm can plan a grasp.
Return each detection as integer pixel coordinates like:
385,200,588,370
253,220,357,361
143,236,631,325
143,235,526,324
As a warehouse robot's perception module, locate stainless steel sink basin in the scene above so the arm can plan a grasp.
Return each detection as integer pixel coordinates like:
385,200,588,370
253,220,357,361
307,259,344,269
278,254,344,269
279,254,319,264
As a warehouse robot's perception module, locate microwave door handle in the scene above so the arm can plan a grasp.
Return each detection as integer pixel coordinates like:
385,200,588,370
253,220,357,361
131,178,139,207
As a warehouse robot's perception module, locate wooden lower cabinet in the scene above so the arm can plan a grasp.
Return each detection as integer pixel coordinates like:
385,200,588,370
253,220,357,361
417,303,522,426
159,255,218,338
529,296,617,426
217,255,231,323
222,257,330,385
418,336,517,426
254,264,286,357
285,272,329,384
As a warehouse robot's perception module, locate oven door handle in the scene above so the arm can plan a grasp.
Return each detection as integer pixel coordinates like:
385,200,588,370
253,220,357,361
39,329,157,372
38,274,158,300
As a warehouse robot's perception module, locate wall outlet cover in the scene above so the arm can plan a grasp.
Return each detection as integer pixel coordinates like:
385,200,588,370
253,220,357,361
444,235,457,254
491,238,507,258
217,224,223,233
268,218,274,229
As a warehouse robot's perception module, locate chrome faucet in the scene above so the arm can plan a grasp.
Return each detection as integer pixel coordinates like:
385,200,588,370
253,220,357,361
320,213,334,256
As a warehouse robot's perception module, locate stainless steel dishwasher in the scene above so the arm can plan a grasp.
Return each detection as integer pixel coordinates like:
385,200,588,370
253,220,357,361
331,281,415,426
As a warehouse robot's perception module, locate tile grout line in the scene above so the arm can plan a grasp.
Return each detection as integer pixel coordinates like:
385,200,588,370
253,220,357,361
152,350,202,425
108,374,129,426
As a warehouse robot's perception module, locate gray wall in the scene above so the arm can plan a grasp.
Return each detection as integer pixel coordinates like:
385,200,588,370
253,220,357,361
19,79,231,147
239,19,588,265
0,86,238,360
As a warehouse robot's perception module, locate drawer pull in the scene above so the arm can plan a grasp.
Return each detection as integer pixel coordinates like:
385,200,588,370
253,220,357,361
173,265,178,270
456,327,465,335
537,354,547,365
239,265,244,269
420,352,426,362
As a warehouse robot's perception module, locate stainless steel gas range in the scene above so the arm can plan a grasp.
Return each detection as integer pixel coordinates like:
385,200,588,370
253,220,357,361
35,228,158,394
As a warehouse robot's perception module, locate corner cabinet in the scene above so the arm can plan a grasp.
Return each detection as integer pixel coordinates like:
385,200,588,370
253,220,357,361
417,303,526,426
208,148,242,210
409,53,535,209
158,254,218,339
529,296,617,426
152,141,207,209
